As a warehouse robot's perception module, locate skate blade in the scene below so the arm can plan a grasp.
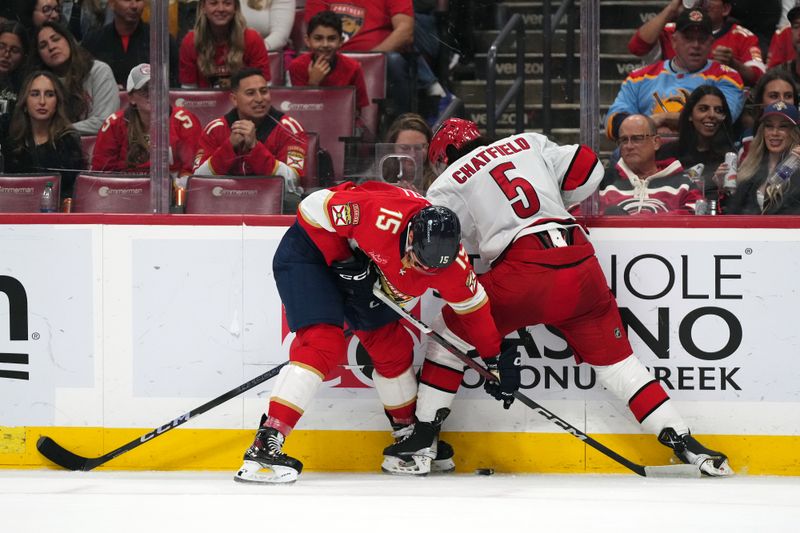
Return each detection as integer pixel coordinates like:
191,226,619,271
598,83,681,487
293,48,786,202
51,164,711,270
430,458,455,474
234,460,299,484
381,454,432,476
699,457,735,477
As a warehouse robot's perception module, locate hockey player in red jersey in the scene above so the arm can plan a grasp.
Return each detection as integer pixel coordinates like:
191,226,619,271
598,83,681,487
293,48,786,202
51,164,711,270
234,180,514,484
385,118,733,477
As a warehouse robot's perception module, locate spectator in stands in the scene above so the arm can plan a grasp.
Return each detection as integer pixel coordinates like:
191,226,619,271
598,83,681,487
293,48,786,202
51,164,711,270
0,21,28,118
628,0,765,86
738,69,798,161
607,7,744,139
728,100,800,213
92,64,201,183
2,70,85,199
730,0,781,57
241,0,295,52
20,0,64,31
193,67,307,210
383,112,436,192
71,0,112,39
304,0,452,125
657,84,735,200
767,2,797,68
179,0,271,89
32,21,119,134
600,114,703,215
288,11,369,113
771,5,800,86
82,0,179,88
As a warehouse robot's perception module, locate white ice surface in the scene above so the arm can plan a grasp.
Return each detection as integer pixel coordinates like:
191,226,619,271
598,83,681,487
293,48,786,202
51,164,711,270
2,470,799,532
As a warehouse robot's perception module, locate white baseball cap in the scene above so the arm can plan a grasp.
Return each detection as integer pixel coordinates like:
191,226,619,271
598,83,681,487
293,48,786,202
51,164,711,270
127,63,151,93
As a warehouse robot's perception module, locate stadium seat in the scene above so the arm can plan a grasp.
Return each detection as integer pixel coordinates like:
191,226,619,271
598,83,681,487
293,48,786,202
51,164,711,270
270,86,356,179
302,131,319,191
268,51,284,85
184,175,285,214
80,135,98,164
288,8,306,53
72,173,152,213
0,174,62,213
169,90,231,128
344,52,387,137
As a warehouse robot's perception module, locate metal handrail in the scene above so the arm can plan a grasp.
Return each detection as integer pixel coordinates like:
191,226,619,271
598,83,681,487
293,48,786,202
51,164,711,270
542,0,577,135
486,13,525,139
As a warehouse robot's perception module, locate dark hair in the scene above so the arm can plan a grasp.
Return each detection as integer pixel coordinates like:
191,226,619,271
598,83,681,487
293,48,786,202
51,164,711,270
677,84,734,155
751,69,799,110
0,21,29,88
9,69,75,152
307,10,343,36
21,0,61,29
231,66,267,90
32,21,92,122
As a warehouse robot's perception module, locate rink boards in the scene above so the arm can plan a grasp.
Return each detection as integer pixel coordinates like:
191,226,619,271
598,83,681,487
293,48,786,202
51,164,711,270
1,215,799,474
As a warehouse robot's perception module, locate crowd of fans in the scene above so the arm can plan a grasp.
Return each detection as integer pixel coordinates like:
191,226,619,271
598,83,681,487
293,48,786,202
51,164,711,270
604,0,800,215
4,0,800,216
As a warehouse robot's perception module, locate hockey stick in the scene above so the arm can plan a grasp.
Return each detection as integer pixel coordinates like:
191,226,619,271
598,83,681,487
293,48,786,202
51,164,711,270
37,361,289,471
373,287,700,478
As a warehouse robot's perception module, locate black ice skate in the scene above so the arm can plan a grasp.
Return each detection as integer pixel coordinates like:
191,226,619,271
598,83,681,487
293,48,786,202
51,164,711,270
658,427,734,477
382,409,453,475
234,427,304,484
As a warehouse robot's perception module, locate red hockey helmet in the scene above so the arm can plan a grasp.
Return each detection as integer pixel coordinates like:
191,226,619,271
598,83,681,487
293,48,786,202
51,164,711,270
428,118,481,170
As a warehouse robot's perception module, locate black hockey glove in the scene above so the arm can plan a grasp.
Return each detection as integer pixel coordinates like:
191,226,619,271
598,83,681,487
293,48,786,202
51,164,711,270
330,249,377,304
483,344,522,409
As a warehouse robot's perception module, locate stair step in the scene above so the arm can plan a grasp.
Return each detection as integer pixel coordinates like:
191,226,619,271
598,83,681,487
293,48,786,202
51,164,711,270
475,52,645,81
452,79,621,106
473,29,636,55
464,102,610,131
497,1,665,30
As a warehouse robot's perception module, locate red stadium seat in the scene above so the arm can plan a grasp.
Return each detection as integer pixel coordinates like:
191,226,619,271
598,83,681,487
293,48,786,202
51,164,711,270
288,8,306,52
0,174,62,213
302,131,319,191
269,51,284,85
72,173,152,213
80,135,98,164
343,52,387,137
184,175,284,214
169,90,231,128
270,86,356,179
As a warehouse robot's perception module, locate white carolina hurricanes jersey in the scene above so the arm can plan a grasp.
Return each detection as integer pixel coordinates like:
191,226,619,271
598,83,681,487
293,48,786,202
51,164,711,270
426,132,604,264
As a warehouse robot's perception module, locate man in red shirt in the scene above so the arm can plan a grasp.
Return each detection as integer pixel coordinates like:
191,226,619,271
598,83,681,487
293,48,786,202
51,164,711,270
628,0,765,86
288,10,369,112
193,67,307,207
304,0,450,123
233,181,515,484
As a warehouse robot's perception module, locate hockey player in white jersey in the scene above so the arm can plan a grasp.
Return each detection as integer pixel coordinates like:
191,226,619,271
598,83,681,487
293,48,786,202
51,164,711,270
382,118,733,477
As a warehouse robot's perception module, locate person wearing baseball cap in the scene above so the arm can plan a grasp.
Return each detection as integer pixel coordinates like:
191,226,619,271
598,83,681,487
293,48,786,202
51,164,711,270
628,1,765,86
729,99,800,214
91,63,202,190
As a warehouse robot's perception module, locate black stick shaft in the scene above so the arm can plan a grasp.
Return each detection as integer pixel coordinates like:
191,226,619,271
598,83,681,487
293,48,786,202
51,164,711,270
37,361,289,471
372,288,649,476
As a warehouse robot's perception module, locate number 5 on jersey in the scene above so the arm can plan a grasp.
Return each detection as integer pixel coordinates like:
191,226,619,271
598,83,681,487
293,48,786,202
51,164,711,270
490,162,541,218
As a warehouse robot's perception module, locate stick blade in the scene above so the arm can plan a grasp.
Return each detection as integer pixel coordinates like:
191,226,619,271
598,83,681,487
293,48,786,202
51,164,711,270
36,436,93,471
643,464,702,478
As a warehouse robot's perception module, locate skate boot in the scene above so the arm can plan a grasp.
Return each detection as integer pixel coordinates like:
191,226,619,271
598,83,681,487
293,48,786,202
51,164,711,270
658,427,734,477
234,427,304,484
382,408,453,475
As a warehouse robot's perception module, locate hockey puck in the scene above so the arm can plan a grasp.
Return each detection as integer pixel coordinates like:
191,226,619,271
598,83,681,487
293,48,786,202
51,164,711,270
474,468,494,476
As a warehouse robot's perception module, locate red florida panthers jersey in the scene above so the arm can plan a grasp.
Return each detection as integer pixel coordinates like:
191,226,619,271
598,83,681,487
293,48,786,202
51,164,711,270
92,107,201,176
297,181,502,358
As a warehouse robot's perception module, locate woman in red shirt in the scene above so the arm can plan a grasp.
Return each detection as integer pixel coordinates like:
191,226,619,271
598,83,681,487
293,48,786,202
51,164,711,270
179,0,271,89
92,63,202,186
